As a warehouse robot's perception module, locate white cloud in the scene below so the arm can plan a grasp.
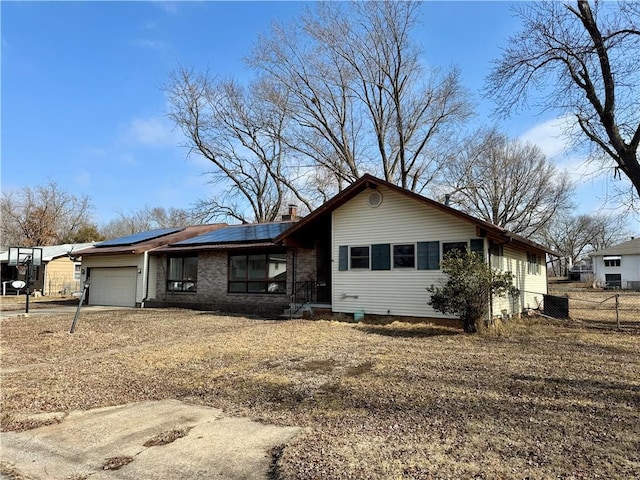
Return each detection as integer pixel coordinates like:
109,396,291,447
518,115,605,178
123,116,182,148
519,115,575,159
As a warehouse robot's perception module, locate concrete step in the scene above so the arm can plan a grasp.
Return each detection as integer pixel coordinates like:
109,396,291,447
281,304,313,319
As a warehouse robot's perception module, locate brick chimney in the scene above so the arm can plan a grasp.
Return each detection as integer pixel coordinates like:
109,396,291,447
281,204,299,221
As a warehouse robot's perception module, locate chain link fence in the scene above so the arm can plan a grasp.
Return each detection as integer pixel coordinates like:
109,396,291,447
544,285,640,330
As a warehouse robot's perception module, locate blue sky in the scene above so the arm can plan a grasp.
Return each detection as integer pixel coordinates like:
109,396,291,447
2,1,638,234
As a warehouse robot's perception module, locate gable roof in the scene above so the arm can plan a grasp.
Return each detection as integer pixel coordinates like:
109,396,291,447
589,238,640,257
72,224,227,256
153,221,296,253
276,174,554,255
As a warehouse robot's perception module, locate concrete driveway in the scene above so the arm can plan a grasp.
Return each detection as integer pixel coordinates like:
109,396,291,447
0,400,301,479
0,305,134,320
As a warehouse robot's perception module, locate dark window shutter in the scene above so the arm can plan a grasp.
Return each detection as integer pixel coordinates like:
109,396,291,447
417,241,440,270
371,244,390,270
338,246,348,271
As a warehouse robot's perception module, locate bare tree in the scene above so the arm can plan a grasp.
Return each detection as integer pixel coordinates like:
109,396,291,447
1,181,93,246
488,0,640,206
588,213,632,251
100,206,197,239
166,70,312,223
442,129,574,236
249,9,363,190
249,0,472,193
540,211,629,275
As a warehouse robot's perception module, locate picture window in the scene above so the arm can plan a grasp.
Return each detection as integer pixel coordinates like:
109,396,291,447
228,252,287,294
167,256,198,292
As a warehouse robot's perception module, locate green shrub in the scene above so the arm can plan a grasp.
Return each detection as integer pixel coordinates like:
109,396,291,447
427,250,518,333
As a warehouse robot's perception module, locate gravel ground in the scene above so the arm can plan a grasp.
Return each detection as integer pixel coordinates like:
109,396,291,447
1,309,639,479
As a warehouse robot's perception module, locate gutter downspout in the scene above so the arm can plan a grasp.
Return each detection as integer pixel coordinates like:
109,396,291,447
141,251,149,308
290,249,296,320
487,242,493,324
42,262,48,296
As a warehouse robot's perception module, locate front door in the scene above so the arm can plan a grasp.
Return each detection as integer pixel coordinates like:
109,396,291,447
315,233,331,303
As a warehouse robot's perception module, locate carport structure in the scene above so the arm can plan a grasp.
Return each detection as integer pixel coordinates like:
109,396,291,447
72,225,226,307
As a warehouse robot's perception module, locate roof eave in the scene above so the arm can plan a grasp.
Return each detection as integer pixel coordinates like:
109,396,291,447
276,174,554,255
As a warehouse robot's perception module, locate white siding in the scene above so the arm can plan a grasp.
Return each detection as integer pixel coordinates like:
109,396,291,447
332,186,548,320
593,254,640,288
492,245,547,316
147,255,158,299
332,186,478,318
82,254,145,304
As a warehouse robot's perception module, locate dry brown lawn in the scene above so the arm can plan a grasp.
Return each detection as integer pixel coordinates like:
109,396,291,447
1,309,639,479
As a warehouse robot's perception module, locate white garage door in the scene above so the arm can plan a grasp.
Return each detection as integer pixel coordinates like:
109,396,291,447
89,267,137,307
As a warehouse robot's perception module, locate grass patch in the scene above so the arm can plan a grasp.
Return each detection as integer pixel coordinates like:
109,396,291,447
0,462,31,480
0,412,65,432
298,359,335,372
2,309,639,479
143,426,192,447
102,456,134,471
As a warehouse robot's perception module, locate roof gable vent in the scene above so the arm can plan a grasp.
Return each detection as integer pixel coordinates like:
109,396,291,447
368,191,383,208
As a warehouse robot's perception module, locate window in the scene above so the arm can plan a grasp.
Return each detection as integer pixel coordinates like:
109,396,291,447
228,252,286,294
527,252,542,275
490,243,504,270
338,246,348,271
393,244,415,268
371,244,390,270
167,256,198,292
604,257,621,267
443,242,467,258
74,264,82,281
470,239,484,257
417,241,440,270
350,246,370,269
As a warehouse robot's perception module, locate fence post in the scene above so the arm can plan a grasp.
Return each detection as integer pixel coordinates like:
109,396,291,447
69,282,89,334
615,294,620,330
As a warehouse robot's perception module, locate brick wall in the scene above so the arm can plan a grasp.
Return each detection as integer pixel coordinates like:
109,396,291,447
151,247,318,317
294,247,316,284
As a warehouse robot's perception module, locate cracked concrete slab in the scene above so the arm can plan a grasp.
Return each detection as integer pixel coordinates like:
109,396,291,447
0,400,301,479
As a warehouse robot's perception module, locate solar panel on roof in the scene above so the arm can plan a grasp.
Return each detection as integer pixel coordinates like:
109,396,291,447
174,222,293,245
96,227,183,247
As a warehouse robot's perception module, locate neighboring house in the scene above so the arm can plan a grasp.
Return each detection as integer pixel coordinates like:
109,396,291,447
0,243,94,296
146,175,552,321
71,226,225,307
589,238,640,290
568,259,593,282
